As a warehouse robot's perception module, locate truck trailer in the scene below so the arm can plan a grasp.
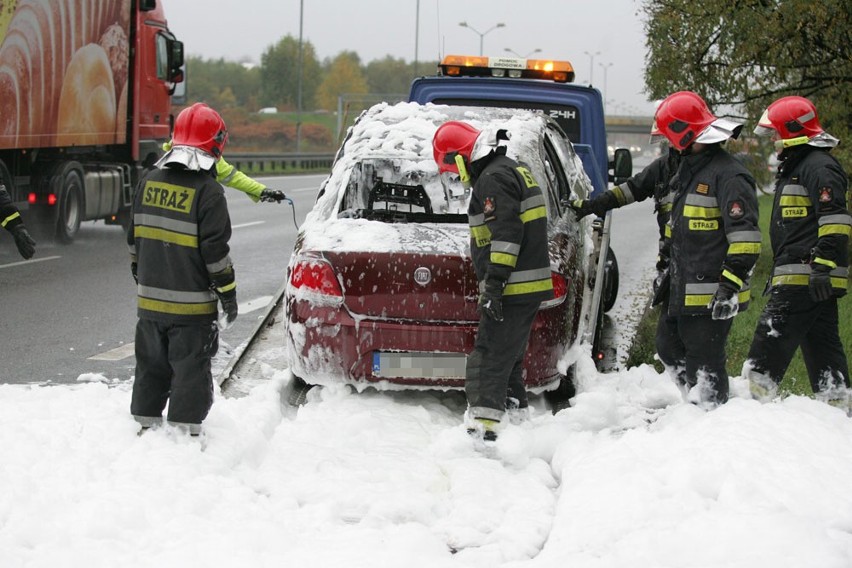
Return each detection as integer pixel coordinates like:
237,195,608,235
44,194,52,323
0,0,183,242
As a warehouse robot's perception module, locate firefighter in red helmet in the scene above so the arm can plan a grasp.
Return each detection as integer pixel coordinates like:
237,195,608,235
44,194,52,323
653,91,761,409
433,120,553,445
127,103,237,436
744,96,851,412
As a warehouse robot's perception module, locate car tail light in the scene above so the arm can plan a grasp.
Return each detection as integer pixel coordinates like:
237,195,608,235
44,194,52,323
540,272,567,308
289,255,343,298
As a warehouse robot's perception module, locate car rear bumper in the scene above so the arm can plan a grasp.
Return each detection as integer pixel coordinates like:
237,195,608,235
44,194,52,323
286,298,569,389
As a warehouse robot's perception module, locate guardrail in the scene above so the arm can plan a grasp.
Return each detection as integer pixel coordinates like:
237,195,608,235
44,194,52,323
227,152,336,173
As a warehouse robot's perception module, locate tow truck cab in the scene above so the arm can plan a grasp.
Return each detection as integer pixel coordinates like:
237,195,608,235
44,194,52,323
408,55,633,197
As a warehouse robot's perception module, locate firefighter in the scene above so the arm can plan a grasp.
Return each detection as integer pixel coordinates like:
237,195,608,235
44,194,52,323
432,121,554,442
128,103,237,436
744,96,851,408
161,140,288,204
653,91,762,408
0,183,36,259
569,123,680,304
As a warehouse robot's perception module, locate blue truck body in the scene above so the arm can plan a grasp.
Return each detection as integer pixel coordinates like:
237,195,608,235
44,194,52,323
408,75,610,197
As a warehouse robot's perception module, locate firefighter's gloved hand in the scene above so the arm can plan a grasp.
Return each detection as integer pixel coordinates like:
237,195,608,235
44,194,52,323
569,199,608,219
131,262,138,284
215,287,238,328
651,268,670,307
260,189,287,203
809,264,833,302
11,225,35,259
708,280,739,320
478,279,505,322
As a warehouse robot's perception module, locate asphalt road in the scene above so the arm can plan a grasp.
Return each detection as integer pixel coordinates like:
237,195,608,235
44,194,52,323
0,174,327,385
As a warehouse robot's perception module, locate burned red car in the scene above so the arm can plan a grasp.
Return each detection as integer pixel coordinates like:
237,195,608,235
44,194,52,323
284,102,615,405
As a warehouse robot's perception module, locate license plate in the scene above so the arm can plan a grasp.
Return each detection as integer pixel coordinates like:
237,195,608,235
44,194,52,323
372,352,467,379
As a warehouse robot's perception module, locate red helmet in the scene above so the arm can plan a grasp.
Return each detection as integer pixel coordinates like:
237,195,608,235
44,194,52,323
173,103,228,159
433,121,480,174
754,96,824,142
653,91,717,151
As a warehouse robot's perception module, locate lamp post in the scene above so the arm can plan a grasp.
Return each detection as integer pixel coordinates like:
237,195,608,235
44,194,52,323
296,0,304,152
504,47,541,58
414,0,420,76
583,50,600,85
459,21,506,56
599,61,613,111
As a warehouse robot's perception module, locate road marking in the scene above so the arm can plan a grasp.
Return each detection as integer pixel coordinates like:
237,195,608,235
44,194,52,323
233,221,265,229
88,295,277,361
88,343,136,361
0,255,61,269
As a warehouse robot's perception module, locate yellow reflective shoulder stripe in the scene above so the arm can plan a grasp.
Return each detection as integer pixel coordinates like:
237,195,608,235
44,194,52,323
683,205,721,218
504,278,553,296
135,226,199,248
138,297,217,315
520,205,546,223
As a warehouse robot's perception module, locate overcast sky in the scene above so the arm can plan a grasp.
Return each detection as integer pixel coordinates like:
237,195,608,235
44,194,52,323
164,0,655,115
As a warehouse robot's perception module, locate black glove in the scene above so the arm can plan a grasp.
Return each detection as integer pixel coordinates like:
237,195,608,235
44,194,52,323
569,199,594,219
809,264,833,302
651,268,670,307
215,287,238,326
11,225,35,259
708,280,739,320
477,279,505,322
131,261,138,284
260,189,287,203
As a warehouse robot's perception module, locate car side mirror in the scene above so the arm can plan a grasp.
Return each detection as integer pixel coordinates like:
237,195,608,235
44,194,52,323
609,148,633,185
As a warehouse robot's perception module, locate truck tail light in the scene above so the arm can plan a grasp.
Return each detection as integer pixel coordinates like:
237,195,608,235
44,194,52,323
26,193,57,206
540,272,568,309
289,255,343,298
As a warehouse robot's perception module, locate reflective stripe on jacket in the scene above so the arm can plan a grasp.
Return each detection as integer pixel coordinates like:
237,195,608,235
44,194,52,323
666,146,761,316
769,147,850,297
468,151,554,304
127,167,233,323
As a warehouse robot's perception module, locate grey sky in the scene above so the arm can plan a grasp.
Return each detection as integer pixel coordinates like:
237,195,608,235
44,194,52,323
164,0,654,115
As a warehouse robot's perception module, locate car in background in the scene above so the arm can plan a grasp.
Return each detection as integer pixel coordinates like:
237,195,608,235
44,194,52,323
284,102,611,407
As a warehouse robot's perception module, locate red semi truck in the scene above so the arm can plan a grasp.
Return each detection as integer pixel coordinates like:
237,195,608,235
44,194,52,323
0,0,183,242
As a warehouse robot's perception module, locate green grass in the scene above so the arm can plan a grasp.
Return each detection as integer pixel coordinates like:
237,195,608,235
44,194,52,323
626,193,852,395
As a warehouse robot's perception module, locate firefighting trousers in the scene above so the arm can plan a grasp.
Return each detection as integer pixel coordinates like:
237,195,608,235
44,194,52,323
131,319,219,426
466,301,539,421
656,311,733,405
746,287,849,393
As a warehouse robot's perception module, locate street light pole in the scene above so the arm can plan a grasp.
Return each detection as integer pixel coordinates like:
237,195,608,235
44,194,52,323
459,21,506,56
583,50,600,85
296,0,304,152
599,61,613,111
414,0,420,76
504,47,541,58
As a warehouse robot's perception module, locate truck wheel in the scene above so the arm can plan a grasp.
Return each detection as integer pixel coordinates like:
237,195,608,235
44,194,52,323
602,247,619,313
544,369,576,414
56,168,84,243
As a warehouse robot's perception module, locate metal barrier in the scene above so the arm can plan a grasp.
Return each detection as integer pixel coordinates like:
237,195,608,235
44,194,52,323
227,153,335,173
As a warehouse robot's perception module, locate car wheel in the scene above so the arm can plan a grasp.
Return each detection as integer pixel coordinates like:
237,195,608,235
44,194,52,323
287,374,316,406
544,368,576,414
602,246,619,313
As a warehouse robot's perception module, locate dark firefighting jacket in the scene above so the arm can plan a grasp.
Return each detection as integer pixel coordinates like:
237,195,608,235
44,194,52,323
468,148,554,304
768,146,850,297
601,149,680,245
127,166,234,323
666,145,761,316
0,184,24,234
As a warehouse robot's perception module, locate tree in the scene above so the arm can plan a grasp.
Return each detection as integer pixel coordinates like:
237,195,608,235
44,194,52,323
260,36,322,110
643,0,852,169
364,56,438,97
315,51,369,111
184,56,261,109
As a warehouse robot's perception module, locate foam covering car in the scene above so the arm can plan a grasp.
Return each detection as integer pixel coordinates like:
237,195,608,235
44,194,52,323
285,102,607,405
